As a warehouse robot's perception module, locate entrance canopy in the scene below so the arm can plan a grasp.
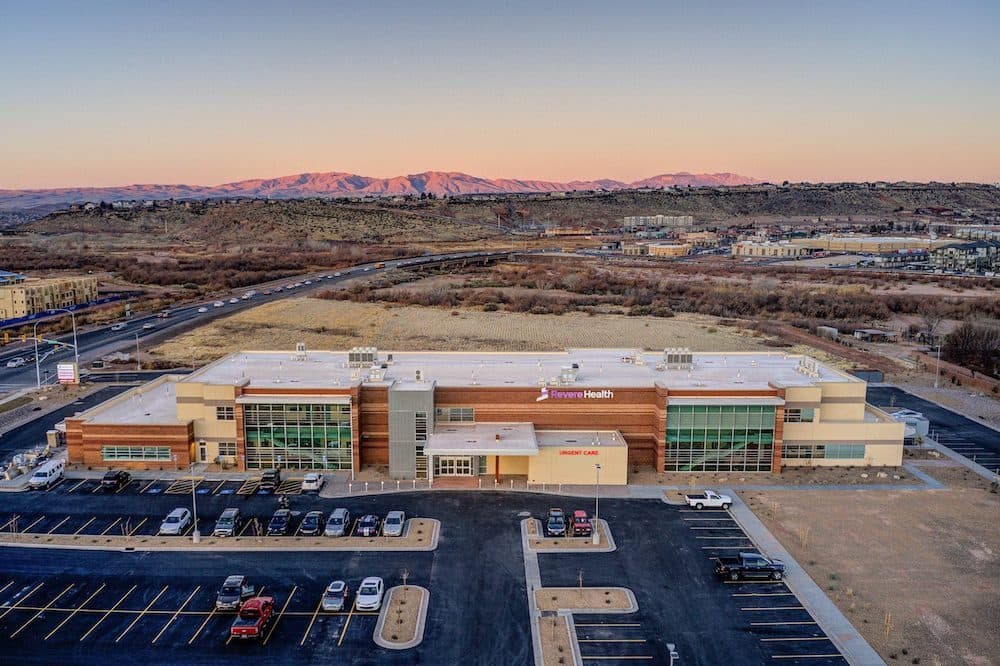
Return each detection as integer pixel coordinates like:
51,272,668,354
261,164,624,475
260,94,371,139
426,422,538,457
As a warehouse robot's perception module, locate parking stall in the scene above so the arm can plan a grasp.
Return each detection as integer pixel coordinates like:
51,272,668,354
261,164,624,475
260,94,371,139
573,613,654,662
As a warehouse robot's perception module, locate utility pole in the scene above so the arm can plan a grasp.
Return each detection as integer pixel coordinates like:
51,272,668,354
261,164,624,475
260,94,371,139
934,344,942,388
593,463,602,545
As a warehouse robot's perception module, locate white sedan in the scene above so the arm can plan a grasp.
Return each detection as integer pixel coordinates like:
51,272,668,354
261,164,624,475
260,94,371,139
301,473,325,492
354,577,384,611
197,306,208,313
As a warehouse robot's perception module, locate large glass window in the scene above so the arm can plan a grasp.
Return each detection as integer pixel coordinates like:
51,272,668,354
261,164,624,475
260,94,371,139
784,408,815,423
102,445,171,461
242,402,353,470
435,407,474,423
783,443,865,460
665,404,776,472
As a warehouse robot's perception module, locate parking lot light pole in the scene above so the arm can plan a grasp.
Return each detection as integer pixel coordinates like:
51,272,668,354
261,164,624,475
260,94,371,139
593,463,601,545
933,344,942,388
190,462,201,543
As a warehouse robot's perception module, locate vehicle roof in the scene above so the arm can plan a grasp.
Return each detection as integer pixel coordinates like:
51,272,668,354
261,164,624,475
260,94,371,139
305,510,324,517
167,507,188,516
331,507,349,515
572,510,589,517
386,510,404,517
326,581,346,592
360,514,378,520
223,575,245,585
220,507,240,516
242,596,273,608
359,576,382,585
272,509,290,517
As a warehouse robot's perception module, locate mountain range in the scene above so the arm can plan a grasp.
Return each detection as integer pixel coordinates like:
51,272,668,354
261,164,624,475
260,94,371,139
0,170,760,211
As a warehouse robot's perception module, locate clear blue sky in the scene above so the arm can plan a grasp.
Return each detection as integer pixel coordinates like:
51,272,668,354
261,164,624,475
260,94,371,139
2,0,998,187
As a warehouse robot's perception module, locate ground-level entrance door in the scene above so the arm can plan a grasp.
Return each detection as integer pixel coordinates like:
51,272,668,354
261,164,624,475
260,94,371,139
434,456,475,476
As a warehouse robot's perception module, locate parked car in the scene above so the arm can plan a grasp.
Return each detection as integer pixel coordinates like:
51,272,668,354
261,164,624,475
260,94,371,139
357,514,380,537
301,472,324,492
28,459,65,490
715,552,785,581
159,507,193,535
299,510,324,536
383,510,405,537
324,508,351,537
229,596,273,639
216,575,256,610
100,470,131,492
545,508,566,537
354,577,385,611
267,509,292,536
213,507,242,537
110,323,127,331
685,490,732,510
258,469,281,493
571,510,592,537
321,580,349,611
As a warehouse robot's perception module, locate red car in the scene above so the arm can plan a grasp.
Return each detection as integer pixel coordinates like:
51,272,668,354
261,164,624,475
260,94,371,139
572,510,593,537
229,596,274,640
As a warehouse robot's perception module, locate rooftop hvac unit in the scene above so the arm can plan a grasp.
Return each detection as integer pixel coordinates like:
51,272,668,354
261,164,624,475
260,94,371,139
663,347,693,368
293,342,307,361
559,365,578,384
415,369,422,382
367,364,387,382
348,346,378,368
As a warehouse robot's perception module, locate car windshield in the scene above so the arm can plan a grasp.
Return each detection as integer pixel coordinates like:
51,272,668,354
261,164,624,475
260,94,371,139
359,585,377,595
218,517,233,525
166,516,179,524
331,517,342,525
222,586,239,594
387,517,400,525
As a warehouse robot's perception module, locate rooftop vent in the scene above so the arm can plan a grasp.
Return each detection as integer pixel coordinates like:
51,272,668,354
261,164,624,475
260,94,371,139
559,365,578,384
366,364,387,382
664,347,693,369
349,346,378,368
415,369,423,382
293,342,307,361
796,358,821,378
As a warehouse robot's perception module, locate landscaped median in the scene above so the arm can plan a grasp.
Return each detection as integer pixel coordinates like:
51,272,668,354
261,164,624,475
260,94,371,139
374,584,429,650
526,518,616,552
534,587,638,666
0,518,440,552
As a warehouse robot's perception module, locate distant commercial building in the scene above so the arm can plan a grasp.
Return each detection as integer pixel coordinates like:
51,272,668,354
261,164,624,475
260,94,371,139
621,243,649,256
64,348,903,477
0,271,27,287
0,276,99,320
790,235,946,254
731,241,809,259
682,231,720,247
868,250,929,268
930,240,1000,272
623,215,693,230
647,243,691,258
544,227,592,237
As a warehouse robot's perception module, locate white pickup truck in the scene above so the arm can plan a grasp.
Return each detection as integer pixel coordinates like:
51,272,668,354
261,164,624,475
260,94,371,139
684,490,732,510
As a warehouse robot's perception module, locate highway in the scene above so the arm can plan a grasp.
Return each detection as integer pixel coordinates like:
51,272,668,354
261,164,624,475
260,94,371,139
0,250,509,390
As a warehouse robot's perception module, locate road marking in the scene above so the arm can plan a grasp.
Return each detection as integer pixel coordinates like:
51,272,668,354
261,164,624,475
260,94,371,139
115,585,168,642
46,477,66,491
575,623,642,627
188,607,216,644
733,593,795,597
212,480,226,494
0,514,19,531
0,581,13,596
181,519,197,537
702,546,755,549
761,637,833,642
690,526,744,530
67,479,88,493
696,536,753,540
578,639,648,643
44,583,106,641
580,657,654,661
237,519,253,537
724,579,785,585
116,480,135,494
262,585,296,645
91,482,105,494
99,517,122,535
300,597,325,646
741,606,805,611
47,516,71,534
750,621,817,626
10,583,74,638
771,654,841,660
128,517,148,536
22,515,46,532
73,517,97,535
679,509,727,513
151,585,200,644
682,517,735,522
139,479,156,493
337,602,354,646
0,582,45,621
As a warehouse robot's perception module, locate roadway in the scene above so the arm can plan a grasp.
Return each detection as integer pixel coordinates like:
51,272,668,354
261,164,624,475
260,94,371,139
0,250,508,391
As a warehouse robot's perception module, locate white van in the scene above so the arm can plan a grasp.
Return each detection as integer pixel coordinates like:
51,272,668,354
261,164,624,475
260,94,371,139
28,459,65,490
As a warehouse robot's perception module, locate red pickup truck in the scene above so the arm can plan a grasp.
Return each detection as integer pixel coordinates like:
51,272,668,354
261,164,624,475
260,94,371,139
229,596,274,640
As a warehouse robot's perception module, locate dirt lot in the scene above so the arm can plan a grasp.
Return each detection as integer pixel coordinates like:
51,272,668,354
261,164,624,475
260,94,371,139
746,481,999,665
151,298,768,364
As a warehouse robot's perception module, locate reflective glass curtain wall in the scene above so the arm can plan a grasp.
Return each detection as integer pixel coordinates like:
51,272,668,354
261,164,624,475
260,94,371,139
665,404,776,472
243,403,353,470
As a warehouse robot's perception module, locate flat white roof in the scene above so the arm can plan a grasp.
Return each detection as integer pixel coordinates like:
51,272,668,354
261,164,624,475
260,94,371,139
536,430,626,448
426,422,538,456
184,349,856,391
83,378,183,425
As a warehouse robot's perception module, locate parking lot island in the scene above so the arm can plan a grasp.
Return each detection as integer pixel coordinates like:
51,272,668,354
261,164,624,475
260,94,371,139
534,587,637,613
526,518,616,552
373,584,429,650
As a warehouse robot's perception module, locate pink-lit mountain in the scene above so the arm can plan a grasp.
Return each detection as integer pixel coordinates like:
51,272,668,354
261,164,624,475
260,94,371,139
0,170,760,210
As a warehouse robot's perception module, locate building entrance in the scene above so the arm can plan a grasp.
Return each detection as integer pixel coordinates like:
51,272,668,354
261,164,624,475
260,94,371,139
434,456,475,476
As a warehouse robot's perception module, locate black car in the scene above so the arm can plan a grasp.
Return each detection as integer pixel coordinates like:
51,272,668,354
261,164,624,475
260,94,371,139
715,552,786,581
299,511,324,536
266,509,292,536
100,470,131,491
545,508,566,537
357,514,380,537
258,469,281,494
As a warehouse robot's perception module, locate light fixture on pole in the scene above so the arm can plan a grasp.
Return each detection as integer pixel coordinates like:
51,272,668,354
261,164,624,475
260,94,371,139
593,463,602,545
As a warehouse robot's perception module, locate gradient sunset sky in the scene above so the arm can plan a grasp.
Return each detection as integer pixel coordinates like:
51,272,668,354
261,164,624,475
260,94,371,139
2,1,998,188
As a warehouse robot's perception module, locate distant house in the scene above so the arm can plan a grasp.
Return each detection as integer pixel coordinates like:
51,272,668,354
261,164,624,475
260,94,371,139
853,329,898,343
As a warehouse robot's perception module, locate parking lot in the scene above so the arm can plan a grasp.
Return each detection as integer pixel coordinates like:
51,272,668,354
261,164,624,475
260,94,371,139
1,489,851,664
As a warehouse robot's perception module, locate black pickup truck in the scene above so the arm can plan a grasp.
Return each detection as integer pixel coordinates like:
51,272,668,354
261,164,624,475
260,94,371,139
715,552,785,581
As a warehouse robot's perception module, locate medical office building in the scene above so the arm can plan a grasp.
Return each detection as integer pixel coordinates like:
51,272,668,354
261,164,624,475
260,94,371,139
65,347,904,485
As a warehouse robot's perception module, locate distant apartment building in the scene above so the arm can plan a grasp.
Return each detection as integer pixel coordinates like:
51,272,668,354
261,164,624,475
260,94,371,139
544,227,592,237
647,243,691,258
868,250,929,268
731,241,809,259
930,240,1000,272
0,276,99,320
951,226,1000,241
623,215,693,230
789,235,946,254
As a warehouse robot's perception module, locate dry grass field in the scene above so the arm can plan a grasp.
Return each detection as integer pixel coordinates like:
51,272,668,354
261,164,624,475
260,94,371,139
747,476,1000,665
150,297,769,364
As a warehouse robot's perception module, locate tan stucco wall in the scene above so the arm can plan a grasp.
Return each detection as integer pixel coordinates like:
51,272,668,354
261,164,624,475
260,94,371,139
527,445,628,485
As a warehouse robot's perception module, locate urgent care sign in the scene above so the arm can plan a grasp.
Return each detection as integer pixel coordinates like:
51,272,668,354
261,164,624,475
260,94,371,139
559,449,599,456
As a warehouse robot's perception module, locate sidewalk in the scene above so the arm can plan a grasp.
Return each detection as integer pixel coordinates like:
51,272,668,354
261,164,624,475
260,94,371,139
727,491,885,666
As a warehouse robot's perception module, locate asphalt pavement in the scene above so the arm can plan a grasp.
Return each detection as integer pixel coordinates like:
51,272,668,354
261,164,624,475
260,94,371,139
867,386,1000,471
0,490,847,665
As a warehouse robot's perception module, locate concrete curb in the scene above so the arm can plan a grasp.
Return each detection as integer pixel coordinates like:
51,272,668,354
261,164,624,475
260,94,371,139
373,585,428,650
926,440,999,482
0,518,440,553
519,518,545,666
527,518,617,553
536,587,639,615
900,462,946,489
725,490,885,666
